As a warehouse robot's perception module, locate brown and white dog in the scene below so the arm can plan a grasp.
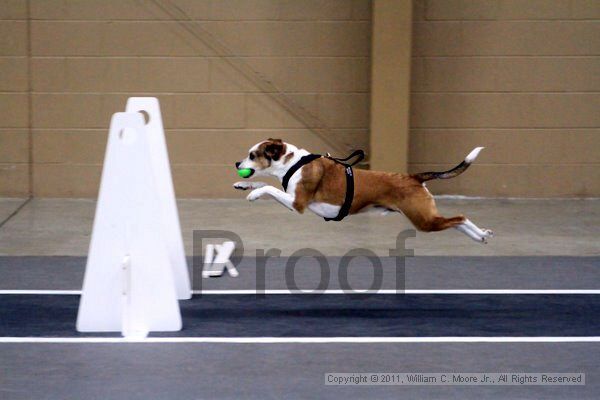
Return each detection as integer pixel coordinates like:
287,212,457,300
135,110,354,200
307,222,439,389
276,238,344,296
234,139,493,243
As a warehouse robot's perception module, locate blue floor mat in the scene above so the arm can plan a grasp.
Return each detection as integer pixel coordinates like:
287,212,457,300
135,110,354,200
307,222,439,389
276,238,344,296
1,294,599,337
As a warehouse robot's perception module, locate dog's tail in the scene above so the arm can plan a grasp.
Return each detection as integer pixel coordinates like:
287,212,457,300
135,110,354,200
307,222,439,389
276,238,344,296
412,147,484,183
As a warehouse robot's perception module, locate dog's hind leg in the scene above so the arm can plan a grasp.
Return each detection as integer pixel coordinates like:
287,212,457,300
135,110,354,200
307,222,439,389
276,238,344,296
462,219,494,239
387,184,491,244
455,223,486,243
396,194,466,233
408,207,488,244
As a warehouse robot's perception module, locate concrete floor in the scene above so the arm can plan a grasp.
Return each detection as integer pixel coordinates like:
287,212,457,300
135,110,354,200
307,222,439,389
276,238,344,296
0,197,598,256
2,343,598,400
0,198,27,223
1,197,599,400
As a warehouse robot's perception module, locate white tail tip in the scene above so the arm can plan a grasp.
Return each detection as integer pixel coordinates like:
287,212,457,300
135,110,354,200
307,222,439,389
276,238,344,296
465,147,484,163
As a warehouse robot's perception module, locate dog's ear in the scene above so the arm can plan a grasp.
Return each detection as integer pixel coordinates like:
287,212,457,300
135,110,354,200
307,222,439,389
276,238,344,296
264,140,285,161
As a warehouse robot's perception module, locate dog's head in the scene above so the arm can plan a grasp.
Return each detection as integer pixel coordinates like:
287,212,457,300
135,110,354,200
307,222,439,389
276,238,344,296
235,138,288,178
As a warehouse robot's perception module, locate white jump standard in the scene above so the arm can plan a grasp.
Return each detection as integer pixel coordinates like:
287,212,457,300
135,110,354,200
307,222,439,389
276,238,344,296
77,98,190,338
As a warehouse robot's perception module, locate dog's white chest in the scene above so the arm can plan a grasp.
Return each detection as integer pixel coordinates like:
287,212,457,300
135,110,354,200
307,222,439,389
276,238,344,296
308,202,341,219
280,154,340,219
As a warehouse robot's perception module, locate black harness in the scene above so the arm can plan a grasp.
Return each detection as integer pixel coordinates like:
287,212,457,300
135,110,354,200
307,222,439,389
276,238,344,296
281,150,365,222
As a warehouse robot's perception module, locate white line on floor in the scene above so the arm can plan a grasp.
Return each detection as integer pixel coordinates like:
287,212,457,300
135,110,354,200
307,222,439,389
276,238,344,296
0,337,599,344
1,289,599,295
0,290,82,295
195,289,600,295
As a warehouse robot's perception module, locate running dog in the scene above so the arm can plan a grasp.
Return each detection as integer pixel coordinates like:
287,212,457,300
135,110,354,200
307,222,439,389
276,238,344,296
234,139,493,243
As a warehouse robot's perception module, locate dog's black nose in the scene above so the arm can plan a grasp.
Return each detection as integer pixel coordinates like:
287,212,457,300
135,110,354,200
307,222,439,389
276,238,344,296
235,161,241,169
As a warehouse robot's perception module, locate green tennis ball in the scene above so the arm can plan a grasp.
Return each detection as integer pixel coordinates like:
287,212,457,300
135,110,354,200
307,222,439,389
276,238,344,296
237,168,253,178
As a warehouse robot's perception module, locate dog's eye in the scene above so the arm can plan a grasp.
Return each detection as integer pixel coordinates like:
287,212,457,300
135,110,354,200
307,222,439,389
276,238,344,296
249,153,255,160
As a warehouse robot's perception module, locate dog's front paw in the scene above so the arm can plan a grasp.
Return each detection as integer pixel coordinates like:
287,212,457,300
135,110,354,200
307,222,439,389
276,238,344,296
234,181,268,191
483,229,494,238
233,181,251,190
246,188,264,202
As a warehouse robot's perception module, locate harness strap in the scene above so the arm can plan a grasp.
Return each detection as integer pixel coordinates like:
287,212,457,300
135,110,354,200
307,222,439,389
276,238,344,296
323,150,364,221
326,150,365,167
282,154,321,192
281,150,365,222
323,165,354,221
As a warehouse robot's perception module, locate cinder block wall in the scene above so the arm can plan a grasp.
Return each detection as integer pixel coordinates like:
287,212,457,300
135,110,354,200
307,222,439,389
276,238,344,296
0,1,29,197
409,0,600,197
1,0,599,198
0,0,370,198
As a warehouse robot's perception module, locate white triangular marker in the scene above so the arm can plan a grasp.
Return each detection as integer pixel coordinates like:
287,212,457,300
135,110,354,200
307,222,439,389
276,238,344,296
126,97,191,300
77,112,182,336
